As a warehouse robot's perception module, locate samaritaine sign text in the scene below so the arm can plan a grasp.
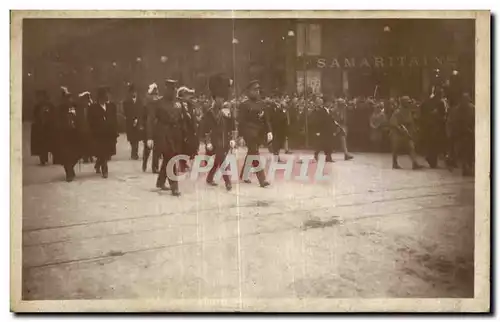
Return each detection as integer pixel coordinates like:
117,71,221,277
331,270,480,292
301,55,458,69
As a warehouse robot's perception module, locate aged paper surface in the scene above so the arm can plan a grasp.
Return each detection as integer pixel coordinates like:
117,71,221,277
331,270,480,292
11,10,490,312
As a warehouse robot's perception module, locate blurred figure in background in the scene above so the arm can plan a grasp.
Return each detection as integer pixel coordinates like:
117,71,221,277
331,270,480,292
31,90,55,166
123,83,142,160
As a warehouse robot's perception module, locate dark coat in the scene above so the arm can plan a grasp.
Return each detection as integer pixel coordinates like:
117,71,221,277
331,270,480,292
237,98,272,143
52,101,84,165
31,101,56,156
146,97,184,155
268,103,288,138
123,97,143,143
88,101,118,158
201,104,235,153
179,100,199,156
311,107,335,137
75,99,93,157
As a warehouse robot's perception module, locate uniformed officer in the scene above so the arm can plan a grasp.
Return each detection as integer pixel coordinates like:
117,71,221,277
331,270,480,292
31,90,55,165
123,83,142,160
146,79,183,196
201,73,235,191
237,80,271,187
142,83,161,173
53,86,83,182
177,86,199,172
88,86,118,178
389,96,423,170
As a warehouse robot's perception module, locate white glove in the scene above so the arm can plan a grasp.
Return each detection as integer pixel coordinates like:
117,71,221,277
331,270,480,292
147,139,154,149
133,119,138,126
316,133,320,136
267,132,273,142
206,143,213,151
229,140,236,148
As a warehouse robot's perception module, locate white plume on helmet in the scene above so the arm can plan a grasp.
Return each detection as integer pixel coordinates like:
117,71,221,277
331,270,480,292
148,83,158,94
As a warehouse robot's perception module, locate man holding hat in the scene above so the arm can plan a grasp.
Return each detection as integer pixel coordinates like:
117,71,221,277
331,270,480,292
53,86,83,182
146,79,183,196
88,86,118,178
123,83,142,160
237,80,271,187
389,96,423,170
200,73,235,191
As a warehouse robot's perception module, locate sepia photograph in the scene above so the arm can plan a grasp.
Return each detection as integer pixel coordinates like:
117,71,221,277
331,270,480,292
10,10,490,312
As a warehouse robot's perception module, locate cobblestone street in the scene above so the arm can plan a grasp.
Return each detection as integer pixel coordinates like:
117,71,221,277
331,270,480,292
21,126,474,301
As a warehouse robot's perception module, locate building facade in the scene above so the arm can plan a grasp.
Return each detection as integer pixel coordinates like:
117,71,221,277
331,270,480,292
289,19,475,99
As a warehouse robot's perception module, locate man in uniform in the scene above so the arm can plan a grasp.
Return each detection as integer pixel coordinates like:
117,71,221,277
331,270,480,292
177,86,199,172
310,95,334,162
123,83,142,160
88,86,118,178
237,80,271,187
31,90,55,165
53,87,83,182
201,73,235,191
389,96,423,170
146,79,183,196
142,83,161,173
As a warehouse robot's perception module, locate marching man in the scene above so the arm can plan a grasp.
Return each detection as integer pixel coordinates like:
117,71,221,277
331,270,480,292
237,80,271,187
201,73,235,191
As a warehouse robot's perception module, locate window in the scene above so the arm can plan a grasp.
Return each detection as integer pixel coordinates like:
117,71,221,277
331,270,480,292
296,23,322,57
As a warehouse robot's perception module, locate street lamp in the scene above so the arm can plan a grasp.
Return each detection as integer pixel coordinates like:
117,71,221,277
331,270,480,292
160,56,168,63
232,38,239,44
193,45,200,51
136,57,142,62
287,30,295,37
383,26,391,32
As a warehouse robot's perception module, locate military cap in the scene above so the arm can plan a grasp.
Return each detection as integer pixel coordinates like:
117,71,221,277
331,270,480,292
245,80,261,91
165,79,178,87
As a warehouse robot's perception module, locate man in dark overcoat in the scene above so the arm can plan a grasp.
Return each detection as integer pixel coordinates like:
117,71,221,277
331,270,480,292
31,90,56,165
123,83,142,160
88,86,118,178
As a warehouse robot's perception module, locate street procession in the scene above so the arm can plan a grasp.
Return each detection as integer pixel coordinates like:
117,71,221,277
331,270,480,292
18,16,481,302
29,66,475,196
